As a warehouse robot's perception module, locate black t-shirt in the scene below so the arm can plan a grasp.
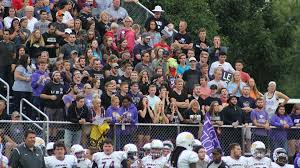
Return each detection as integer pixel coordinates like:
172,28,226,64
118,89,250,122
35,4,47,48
169,90,188,114
238,96,256,123
138,107,153,123
193,38,210,60
183,108,204,124
79,12,94,30
41,81,67,108
0,41,16,66
188,95,205,108
95,21,111,39
43,32,59,58
204,96,222,106
144,16,169,33
182,69,201,94
101,91,112,109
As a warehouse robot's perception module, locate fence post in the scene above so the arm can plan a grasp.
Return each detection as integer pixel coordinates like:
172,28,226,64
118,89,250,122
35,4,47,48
241,126,245,155
113,124,117,149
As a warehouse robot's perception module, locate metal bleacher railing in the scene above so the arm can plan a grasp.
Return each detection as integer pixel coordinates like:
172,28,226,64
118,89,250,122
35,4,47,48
0,77,10,114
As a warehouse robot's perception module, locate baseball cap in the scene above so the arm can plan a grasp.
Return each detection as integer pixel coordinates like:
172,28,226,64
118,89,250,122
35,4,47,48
64,28,72,34
189,57,197,62
210,84,218,90
56,10,64,17
212,148,222,154
70,50,78,55
142,32,151,39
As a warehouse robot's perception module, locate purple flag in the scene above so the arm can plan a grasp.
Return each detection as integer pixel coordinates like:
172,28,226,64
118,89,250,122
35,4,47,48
200,115,221,158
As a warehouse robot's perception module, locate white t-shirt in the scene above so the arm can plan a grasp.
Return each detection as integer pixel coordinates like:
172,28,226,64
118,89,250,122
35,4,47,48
209,61,235,77
77,159,93,168
271,162,294,168
44,155,77,168
177,150,199,168
62,11,73,24
142,155,168,168
222,156,248,168
25,16,38,32
246,157,272,168
92,151,127,168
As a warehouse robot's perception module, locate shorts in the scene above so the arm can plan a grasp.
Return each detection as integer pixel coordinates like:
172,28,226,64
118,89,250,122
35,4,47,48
44,107,65,121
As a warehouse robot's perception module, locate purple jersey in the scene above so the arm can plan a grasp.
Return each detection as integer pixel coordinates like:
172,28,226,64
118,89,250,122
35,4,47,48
251,109,269,136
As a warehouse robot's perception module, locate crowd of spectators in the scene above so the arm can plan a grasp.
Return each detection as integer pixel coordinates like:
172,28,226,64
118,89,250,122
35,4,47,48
0,0,299,162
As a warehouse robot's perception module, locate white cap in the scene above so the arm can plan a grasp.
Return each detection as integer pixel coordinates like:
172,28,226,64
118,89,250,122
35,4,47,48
152,5,164,12
46,142,55,150
64,28,72,34
189,57,197,62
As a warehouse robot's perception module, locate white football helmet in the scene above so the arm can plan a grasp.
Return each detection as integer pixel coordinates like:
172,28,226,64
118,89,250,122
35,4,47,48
163,140,174,151
35,137,45,148
124,144,138,160
273,148,288,166
70,144,85,160
176,132,195,151
46,142,55,156
151,139,163,159
250,141,266,159
142,143,151,157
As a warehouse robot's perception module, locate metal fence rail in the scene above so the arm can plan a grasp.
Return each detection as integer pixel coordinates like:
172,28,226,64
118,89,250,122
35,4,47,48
0,77,10,114
0,121,299,157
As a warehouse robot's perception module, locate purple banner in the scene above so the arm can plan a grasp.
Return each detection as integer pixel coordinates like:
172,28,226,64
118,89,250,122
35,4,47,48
200,115,221,158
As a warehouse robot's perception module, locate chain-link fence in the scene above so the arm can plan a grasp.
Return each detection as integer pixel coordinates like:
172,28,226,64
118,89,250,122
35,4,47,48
1,121,300,157
122,1,151,26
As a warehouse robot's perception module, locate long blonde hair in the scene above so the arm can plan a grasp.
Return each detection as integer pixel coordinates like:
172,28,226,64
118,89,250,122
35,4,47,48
28,29,45,47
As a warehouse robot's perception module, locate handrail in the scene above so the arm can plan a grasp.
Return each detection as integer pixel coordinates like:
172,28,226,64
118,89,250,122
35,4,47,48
0,77,10,114
20,98,49,143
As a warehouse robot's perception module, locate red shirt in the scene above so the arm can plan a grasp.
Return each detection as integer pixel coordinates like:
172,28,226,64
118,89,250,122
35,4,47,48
154,42,171,52
240,71,250,83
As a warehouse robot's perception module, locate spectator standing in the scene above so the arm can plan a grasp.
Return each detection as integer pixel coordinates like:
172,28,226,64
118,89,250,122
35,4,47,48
247,78,263,100
189,84,205,110
208,35,228,63
106,96,121,122
238,85,256,123
133,32,151,66
0,29,16,83
251,97,270,147
170,78,189,114
183,99,204,125
42,23,59,65
199,76,211,100
105,0,128,23
235,59,250,83
176,53,190,77
0,100,9,120
53,10,68,38
209,51,235,78
25,29,45,63
23,6,38,32
146,85,160,110
145,5,169,33
270,105,293,153
118,16,135,52
134,51,154,79
173,21,193,53
182,57,201,94
78,2,94,30
204,84,222,111
40,71,67,140
264,81,289,117
207,101,223,137
59,1,74,27
96,11,111,40
9,130,46,168
12,55,33,116
3,7,16,29
197,51,209,71
59,33,81,60
227,71,247,97
289,104,300,157
146,20,161,48
65,95,91,149
31,60,50,113
208,68,227,91
34,10,50,34
193,28,210,60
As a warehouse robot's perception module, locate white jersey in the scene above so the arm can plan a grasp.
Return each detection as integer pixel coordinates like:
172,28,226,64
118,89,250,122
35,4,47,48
0,155,8,168
45,155,77,168
142,155,168,168
271,162,294,168
92,151,127,168
246,157,272,168
130,159,143,168
222,156,248,168
77,159,92,168
177,150,199,168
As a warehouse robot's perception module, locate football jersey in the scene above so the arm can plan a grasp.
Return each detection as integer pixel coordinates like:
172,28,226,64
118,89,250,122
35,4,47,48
77,159,92,168
246,157,272,168
271,162,294,168
44,155,77,168
92,151,127,168
129,159,142,168
142,155,168,168
222,156,248,168
177,150,199,168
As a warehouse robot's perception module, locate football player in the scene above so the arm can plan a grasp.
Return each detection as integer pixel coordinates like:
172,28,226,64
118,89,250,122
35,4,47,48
142,139,168,168
70,144,92,168
92,139,127,168
44,141,77,168
222,143,247,167
162,140,174,160
169,132,199,168
271,148,293,168
123,143,142,168
246,141,272,168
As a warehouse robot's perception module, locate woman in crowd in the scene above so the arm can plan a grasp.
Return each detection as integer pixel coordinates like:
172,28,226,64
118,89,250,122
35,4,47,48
96,11,111,40
117,38,131,58
118,16,135,52
207,101,223,137
146,20,161,47
264,81,289,117
227,71,246,97
12,55,33,117
270,105,293,153
288,104,300,157
183,99,204,124
199,76,211,100
137,96,155,148
166,102,184,124
25,29,45,63
153,100,169,124
19,18,31,44
247,78,263,99
177,53,190,77
9,18,21,45
138,70,151,95
91,39,102,61
3,7,17,29
91,78,102,97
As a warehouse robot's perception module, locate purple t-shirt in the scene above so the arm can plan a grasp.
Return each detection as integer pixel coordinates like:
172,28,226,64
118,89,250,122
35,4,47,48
291,114,300,126
251,109,269,136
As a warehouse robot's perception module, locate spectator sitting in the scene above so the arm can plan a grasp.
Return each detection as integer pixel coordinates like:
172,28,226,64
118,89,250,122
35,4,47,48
208,67,227,91
182,99,204,124
227,71,247,97
204,84,222,112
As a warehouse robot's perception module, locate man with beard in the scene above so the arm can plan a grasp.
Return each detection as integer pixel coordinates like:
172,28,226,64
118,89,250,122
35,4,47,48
40,71,67,141
207,148,229,168
222,143,247,167
43,23,59,65
133,32,152,66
